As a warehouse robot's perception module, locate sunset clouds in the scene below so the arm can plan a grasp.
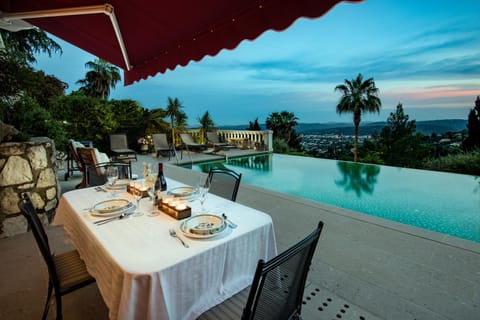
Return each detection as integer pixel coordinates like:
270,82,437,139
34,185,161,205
35,0,480,125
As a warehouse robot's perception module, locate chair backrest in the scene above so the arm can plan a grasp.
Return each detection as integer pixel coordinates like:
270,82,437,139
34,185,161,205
206,132,221,144
76,147,101,175
109,133,129,150
152,133,170,149
180,133,196,145
242,221,324,320
207,167,242,201
68,139,85,171
19,193,61,292
76,147,131,186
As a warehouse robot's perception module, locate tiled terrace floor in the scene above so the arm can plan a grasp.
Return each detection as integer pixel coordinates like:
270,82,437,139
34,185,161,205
1,151,479,319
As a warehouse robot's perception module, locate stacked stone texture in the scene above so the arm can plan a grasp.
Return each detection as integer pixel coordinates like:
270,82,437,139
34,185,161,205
0,137,60,238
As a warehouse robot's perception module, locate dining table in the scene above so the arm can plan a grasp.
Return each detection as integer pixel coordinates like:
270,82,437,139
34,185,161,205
53,178,277,320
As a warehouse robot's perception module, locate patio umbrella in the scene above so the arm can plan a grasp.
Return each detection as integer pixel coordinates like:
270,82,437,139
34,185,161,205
0,0,363,85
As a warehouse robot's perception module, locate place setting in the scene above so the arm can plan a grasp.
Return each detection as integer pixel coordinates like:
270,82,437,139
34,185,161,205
89,198,136,225
164,180,238,244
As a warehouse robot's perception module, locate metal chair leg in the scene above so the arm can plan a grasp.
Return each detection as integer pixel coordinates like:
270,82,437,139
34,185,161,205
42,282,53,320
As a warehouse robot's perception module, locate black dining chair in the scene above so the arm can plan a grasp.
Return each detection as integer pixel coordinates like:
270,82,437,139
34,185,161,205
207,167,242,201
19,193,96,320
198,221,324,320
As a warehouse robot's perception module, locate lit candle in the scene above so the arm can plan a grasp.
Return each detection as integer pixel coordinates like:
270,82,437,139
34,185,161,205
176,202,187,210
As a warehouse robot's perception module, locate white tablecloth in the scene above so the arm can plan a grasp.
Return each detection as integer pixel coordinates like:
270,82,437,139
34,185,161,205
54,178,277,320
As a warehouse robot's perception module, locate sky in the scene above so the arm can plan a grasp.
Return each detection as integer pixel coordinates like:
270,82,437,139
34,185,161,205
34,0,480,126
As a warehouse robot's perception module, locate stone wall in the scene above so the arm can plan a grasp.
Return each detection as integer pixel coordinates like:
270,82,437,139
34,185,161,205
0,137,60,238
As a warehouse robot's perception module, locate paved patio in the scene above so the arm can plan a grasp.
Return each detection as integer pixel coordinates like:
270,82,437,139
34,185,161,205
1,151,479,319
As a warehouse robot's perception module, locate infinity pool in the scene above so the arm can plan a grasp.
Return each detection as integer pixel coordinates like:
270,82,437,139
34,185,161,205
185,154,480,242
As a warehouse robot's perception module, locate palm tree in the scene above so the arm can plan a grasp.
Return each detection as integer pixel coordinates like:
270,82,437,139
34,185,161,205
76,58,121,99
198,111,215,143
266,110,298,143
165,97,185,145
144,108,169,135
335,73,381,162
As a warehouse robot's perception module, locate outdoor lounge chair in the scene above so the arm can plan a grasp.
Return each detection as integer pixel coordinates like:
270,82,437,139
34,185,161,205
76,147,132,188
109,133,137,161
206,132,236,151
19,193,96,320
152,133,176,160
179,133,208,154
199,221,324,320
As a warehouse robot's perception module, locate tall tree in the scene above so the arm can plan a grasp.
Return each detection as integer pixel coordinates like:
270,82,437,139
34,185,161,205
1,29,63,101
378,103,427,166
266,111,301,151
144,108,169,135
198,111,215,143
0,29,62,65
247,118,261,131
463,96,480,151
266,111,298,142
165,97,185,145
335,73,381,162
76,58,121,99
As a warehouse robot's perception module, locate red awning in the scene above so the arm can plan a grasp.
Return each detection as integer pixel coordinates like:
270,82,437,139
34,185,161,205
0,0,363,85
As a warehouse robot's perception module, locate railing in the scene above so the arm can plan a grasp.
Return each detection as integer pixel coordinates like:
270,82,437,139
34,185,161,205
179,129,273,152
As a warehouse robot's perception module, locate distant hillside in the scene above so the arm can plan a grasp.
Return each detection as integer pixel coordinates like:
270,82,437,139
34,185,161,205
219,119,467,136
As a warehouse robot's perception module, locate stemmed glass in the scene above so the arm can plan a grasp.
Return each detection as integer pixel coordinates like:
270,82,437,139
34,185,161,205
105,166,119,187
105,166,119,198
146,183,159,217
197,179,210,212
132,181,146,217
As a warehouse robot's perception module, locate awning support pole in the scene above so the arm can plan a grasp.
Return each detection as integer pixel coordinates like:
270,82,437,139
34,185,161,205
0,3,131,70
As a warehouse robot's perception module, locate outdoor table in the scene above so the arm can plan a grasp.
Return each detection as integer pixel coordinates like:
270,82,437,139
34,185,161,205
54,178,277,320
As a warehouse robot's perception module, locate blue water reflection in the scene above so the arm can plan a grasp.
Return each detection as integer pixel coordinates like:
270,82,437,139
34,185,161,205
186,154,480,242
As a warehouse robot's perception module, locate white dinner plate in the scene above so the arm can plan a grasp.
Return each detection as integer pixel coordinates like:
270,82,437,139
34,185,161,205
169,186,196,198
105,184,127,191
92,199,131,213
90,201,135,217
179,214,227,238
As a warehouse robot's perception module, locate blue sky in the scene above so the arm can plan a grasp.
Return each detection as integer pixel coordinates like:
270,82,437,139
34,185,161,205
34,0,480,126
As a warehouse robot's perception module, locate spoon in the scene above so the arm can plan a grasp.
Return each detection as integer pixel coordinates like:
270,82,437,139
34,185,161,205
222,213,237,229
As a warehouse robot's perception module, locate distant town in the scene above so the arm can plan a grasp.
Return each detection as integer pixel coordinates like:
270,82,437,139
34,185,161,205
221,118,468,159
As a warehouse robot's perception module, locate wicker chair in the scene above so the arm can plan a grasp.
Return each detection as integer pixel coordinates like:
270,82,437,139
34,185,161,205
19,193,95,320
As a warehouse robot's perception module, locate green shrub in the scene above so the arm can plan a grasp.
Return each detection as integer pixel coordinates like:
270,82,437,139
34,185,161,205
3,95,67,150
423,150,480,175
273,138,289,153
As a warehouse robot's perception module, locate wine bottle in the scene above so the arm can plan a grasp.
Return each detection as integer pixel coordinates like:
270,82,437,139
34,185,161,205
157,162,167,191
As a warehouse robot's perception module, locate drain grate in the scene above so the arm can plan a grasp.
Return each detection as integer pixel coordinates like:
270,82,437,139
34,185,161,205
301,284,381,320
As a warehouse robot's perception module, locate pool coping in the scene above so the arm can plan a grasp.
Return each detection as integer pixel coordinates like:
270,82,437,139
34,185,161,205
241,182,480,254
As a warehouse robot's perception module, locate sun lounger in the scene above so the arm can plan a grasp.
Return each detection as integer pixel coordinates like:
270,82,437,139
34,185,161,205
206,132,236,151
152,133,176,160
109,133,137,161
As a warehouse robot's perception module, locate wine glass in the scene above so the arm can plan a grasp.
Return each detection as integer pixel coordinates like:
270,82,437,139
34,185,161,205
197,179,210,212
146,184,159,217
132,182,146,217
105,166,119,187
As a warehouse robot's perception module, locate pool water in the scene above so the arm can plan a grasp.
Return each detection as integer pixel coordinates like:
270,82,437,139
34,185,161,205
185,154,480,242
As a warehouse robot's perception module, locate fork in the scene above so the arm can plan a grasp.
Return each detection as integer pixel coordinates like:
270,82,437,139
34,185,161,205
169,229,189,248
